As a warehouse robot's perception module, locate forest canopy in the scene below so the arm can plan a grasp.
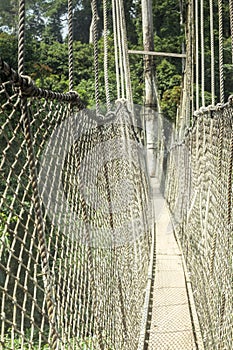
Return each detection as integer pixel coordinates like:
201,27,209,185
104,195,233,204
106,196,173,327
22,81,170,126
0,0,232,119
0,0,185,120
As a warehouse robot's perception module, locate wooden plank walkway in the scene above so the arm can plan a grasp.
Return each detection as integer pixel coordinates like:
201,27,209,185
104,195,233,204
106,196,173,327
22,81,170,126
147,178,199,350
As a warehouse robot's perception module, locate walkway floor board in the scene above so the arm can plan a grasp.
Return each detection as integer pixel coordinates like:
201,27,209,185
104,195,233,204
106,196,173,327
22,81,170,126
147,178,196,350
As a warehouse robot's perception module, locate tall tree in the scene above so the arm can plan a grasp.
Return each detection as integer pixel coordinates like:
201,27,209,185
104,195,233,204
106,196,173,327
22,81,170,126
42,0,68,43
0,0,20,34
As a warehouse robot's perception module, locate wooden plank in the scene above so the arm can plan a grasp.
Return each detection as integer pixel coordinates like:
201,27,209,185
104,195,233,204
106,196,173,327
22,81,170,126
128,49,186,58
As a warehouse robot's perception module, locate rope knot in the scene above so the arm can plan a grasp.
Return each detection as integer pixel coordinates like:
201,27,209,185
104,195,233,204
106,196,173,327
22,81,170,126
19,75,36,96
228,95,233,105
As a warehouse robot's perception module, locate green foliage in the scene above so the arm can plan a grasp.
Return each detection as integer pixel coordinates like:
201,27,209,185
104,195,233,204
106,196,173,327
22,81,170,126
161,85,181,122
3,332,95,349
0,0,18,34
1,0,232,346
0,0,182,119
22,35,144,107
151,0,184,121
223,37,233,96
0,0,231,131
156,60,180,92
0,32,18,67
0,212,10,262
156,59,182,121
153,0,181,39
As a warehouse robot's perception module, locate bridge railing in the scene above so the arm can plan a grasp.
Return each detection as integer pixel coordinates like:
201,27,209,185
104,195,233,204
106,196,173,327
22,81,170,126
0,65,152,350
165,102,233,350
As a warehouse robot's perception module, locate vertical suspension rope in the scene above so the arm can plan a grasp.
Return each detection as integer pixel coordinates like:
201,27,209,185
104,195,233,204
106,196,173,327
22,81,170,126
112,0,120,99
191,0,195,116
218,0,224,103
112,0,133,103
209,0,215,105
119,0,133,105
68,0,74,91
200,0,205,106
195,0,199,110
18,0,25,75
92,0,100,114
229,0,233,64
184,0,193,127
119,4,128,100
103,0,111,110
115,0,125,99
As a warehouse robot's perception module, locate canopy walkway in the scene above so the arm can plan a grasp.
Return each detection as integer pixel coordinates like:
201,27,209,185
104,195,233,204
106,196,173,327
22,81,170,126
0,0,232,349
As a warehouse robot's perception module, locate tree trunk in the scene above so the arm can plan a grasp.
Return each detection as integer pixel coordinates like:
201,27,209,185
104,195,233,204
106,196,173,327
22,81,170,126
142,0,157,177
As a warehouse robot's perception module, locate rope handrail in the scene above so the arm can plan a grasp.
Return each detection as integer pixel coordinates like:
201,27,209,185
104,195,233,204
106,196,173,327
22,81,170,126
0,2,152,349
0,0,233,349
165,101,233,349
0,57,84,106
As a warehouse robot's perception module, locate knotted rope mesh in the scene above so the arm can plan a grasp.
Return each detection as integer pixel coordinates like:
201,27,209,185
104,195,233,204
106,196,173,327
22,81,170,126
0,64,152,349
0,0,153,347
165,102,233,350
162,1,233,348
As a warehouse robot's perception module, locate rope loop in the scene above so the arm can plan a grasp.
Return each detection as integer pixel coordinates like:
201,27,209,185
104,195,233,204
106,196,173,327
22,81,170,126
19,75,35,95
228,95,233,105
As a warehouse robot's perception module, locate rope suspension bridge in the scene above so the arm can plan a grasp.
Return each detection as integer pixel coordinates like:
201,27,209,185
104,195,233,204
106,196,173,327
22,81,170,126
0,0,232,349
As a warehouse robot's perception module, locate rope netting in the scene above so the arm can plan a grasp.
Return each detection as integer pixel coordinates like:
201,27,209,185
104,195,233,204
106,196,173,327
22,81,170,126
165,102,233,350
1,0,233,349
0,0,153,349
163,1,233,349
0,64,152,350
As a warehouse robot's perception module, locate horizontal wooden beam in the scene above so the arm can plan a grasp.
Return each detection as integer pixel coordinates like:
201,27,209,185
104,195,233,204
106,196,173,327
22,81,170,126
128,49,186,58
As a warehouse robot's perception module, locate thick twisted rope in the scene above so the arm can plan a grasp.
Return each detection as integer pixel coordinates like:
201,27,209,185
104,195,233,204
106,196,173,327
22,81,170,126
119,0,133,105
68,0,74,91
111,0,133,103
115,0,125,98
92,0,100,114
229,0,233,64
112,0,120,99
200,0,205,106
218,0,224,103
195,0,199,110
103,0,111,111
18,0,25,76
0,58,84,106
209,0,215,105
191,0,195,116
